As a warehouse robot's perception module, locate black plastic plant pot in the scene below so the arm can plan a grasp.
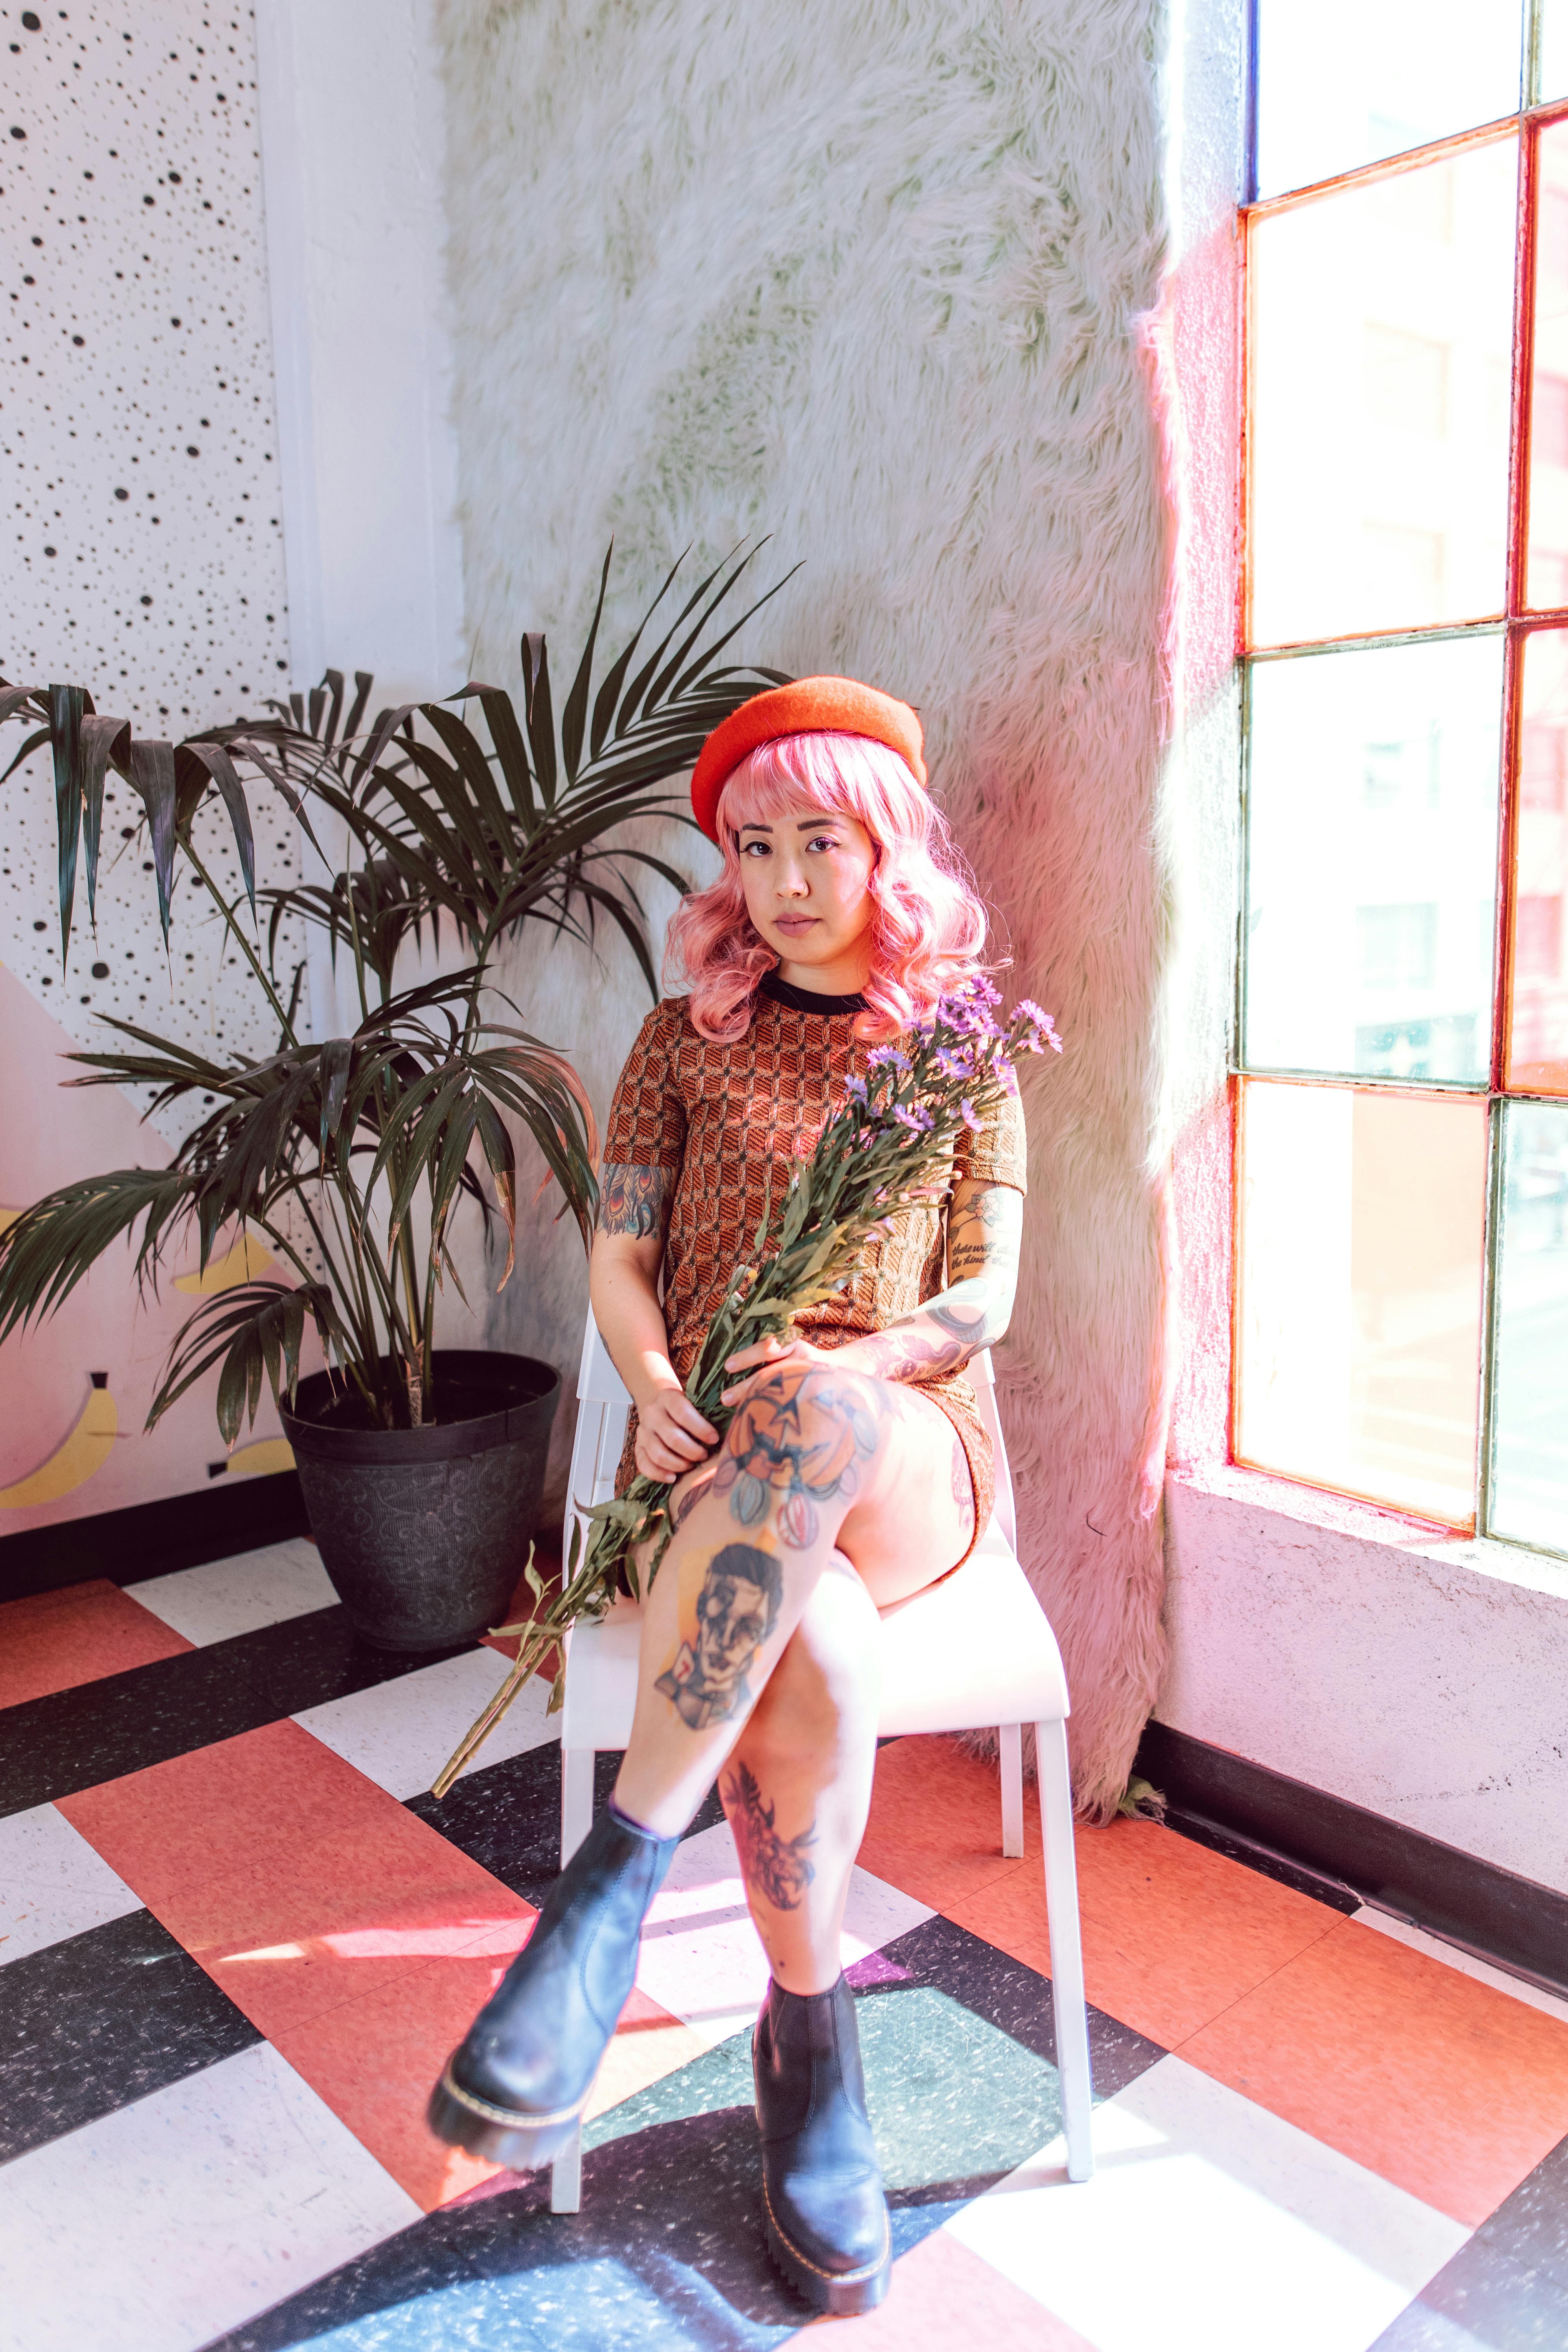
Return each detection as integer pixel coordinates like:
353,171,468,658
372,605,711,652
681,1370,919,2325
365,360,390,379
279,1349,560,1652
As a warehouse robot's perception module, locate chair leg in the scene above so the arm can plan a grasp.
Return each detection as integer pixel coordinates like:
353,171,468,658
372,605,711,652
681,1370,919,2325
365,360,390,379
999,1723,1024,1859
551,2125,583,2214
561,1744,595,1869
1036,1717,1094,2182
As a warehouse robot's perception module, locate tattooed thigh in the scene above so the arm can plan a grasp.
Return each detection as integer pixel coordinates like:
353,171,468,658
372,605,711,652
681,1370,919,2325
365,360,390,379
950,1434,976,1539
713,1363,888,1551
722,1759,816,1910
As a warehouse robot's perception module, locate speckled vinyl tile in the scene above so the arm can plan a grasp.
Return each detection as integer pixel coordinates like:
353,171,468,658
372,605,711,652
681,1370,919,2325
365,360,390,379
294,1650,558,1802
405,1747,726,1912
124,1538,337,1647
0,1798,142,1964
0,1575,192,1709
197,1915,1099,2349
0,1902,260,2163
808,2225,1099,2350
1366,2131,1568,2349
1179,1913,1568,2225
947,2054,1470,2352
58,1718,538,2040
0,2041,420,2352
0,1605,466,1817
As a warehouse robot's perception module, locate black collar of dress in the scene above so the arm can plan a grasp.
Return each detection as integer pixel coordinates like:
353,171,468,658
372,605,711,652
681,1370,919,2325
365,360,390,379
758,968,866,1017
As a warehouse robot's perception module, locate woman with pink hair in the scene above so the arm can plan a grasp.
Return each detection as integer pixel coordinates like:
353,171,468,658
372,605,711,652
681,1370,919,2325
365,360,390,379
431,681,1026,2317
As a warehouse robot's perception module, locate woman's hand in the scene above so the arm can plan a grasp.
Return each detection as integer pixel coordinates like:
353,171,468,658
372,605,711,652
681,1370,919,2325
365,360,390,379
634,1383,720,1482
719,1332,843,1406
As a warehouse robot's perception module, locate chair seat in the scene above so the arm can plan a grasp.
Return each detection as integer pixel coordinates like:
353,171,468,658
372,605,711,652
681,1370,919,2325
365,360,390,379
558,1520,1069,1753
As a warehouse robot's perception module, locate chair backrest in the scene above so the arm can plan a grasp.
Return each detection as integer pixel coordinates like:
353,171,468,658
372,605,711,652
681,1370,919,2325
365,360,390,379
564,1312,1017,1556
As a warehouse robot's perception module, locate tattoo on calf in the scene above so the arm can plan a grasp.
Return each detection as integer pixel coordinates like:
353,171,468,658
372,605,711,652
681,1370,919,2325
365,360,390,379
723,1758,816,1910
656,1543,782,1729
596,1164,671,1240
715,1364,883,1549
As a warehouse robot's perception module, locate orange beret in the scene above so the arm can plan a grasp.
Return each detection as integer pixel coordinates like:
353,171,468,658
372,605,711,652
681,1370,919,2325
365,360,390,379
690,676,926,843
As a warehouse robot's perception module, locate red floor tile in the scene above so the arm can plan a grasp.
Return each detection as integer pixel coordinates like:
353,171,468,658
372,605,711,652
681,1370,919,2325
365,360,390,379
805,2224,1096,2348
952,1813,1343,2048
1180,1912,1568,2226
0,1578,192,1709
856,1734,1034,1911
58,1715,694,2208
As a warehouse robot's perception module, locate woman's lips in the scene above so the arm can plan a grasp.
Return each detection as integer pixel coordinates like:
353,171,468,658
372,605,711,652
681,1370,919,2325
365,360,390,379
773,915,818,935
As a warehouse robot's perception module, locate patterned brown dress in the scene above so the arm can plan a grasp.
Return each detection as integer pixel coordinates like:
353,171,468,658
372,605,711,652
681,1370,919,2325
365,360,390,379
602,970,1029,1565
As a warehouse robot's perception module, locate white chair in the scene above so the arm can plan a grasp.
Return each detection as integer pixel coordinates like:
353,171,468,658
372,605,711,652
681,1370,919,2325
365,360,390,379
547,1312,1094,2213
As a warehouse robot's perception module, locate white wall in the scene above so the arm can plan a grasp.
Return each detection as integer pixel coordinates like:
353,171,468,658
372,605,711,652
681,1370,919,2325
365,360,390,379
1160,0,1568,1900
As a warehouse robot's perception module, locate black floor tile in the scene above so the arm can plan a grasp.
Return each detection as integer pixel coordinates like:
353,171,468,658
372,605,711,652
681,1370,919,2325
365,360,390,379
1372,2239,1568,2350
0,1607,468,1816
1475,2131,1568,2297
406,1747,727,1909
0,1907,261,2162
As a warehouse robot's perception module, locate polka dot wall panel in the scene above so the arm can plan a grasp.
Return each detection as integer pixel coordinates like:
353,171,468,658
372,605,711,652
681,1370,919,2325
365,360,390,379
1,1,301,1117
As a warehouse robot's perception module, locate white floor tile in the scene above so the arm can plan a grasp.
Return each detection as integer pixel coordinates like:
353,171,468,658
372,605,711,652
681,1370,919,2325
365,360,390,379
634,1818,934,2047
293,1646,558,1800
0,2041,419,2352
0,1803,143,1968
124,1539,337,1646
1353,1905,1568,2028
945,2055,1468,2352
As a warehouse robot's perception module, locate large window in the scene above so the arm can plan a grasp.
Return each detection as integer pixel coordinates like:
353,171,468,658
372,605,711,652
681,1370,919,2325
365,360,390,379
1237,0,1568,1552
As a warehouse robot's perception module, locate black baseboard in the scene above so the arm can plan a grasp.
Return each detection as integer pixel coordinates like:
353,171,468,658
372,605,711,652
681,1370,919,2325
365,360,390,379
1135,1719,1568,2001
0,1472,311,1604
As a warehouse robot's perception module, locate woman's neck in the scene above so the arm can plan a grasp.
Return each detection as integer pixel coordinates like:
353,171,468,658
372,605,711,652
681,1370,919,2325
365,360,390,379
773,943,873,997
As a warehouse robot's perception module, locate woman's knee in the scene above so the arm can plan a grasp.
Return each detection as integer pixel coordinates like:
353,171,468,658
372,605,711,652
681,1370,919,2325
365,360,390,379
716,1363,891,1546
745,1558,880,1750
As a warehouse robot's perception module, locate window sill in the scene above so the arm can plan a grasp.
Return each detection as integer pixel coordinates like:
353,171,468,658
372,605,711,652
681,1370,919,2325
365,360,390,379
1165,1458,1568,1605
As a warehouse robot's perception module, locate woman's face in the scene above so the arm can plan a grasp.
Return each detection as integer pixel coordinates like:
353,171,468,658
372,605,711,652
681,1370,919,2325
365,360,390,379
734,802,878,981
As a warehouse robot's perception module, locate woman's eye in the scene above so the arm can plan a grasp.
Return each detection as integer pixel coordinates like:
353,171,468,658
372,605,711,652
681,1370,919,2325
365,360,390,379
807,835,836,852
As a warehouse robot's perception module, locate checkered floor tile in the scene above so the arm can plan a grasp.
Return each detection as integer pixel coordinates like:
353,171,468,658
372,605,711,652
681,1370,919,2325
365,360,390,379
2,1544,1566,2350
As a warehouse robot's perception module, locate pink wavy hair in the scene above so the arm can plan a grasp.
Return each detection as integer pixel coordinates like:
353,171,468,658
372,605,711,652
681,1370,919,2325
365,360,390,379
664,730,991,1043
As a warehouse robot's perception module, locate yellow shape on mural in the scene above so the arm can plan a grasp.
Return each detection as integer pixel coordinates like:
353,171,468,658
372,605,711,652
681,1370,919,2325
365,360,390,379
176,1232,277,1294
222,1436,296,1479
0,1375,118,1508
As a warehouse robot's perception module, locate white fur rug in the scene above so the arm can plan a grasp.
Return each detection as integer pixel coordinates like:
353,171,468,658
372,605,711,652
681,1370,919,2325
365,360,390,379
437,0,1173,1819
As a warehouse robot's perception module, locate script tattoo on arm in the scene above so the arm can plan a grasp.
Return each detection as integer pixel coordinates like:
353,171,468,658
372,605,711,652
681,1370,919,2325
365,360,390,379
596,1164,674,1242
855,1182,1024,1382
713,1363,886,1550
655,1542,782,1730
722,1758,817,1910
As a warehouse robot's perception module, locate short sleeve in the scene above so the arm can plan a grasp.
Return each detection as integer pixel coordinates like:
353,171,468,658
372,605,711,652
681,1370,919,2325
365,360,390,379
604,1001,688,1169
953,1083,1028,1194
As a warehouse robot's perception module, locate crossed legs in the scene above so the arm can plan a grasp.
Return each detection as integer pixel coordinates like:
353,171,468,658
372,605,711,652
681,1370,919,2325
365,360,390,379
612,1358,976,1990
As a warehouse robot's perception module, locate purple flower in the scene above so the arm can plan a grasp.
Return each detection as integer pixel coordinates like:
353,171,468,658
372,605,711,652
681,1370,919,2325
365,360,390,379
843,1074,868,1102
959,1098,981,1130
890,1102,935,1133
868,1045,911,1073
933,1045,974,1081
998,1062,1020,1097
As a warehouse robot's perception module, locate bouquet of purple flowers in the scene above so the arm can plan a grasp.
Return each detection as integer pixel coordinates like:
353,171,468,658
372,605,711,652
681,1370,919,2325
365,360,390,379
432,977,1060,1796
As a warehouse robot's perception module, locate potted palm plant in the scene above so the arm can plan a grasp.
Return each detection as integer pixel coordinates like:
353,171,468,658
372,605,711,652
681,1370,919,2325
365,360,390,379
0,543,792,1649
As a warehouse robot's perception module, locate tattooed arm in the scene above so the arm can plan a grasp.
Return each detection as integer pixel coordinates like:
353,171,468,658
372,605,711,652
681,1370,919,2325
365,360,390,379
590,1164,719,1479
719,1178,1024,1400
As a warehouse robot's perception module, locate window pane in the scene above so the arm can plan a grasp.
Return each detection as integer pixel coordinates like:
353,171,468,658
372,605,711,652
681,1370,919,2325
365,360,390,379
1236,1081,1487,1521
1506,627,1568,1089
1490,1100,1568,1553
1249,139,1517,648
1527,122,1568,609
1255,0,1523,200
1542,3,1568,105
1246,637,1500,1082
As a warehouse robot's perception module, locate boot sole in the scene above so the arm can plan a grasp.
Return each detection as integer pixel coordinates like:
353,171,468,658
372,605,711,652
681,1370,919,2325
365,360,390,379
760,2181,891,2316
426,2065,586,2173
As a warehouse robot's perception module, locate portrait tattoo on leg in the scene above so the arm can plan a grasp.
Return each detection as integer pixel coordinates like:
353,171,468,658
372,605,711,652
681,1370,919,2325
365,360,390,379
722,1758,816,1911
714,1365,883,1550
656,1543,782,1730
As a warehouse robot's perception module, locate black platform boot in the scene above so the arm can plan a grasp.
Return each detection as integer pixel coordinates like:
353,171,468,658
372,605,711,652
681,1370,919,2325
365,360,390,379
428,1804,677,2171
753,1974,891,2314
